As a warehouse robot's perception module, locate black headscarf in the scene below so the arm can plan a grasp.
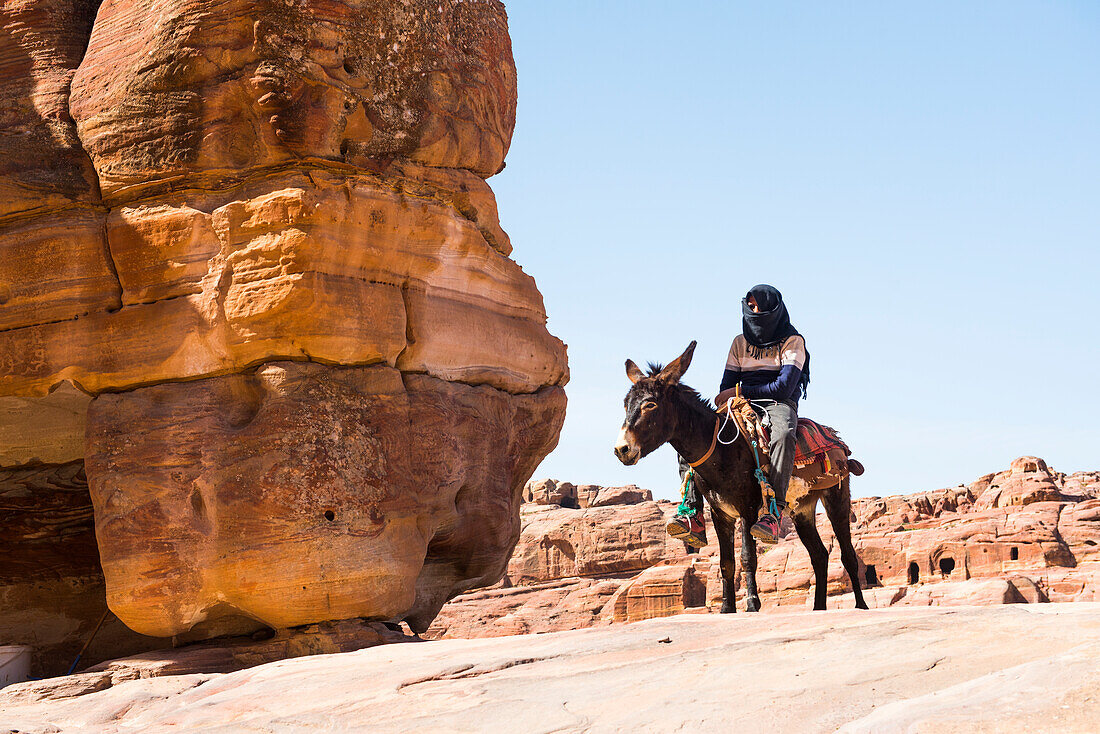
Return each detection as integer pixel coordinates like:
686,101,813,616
742,284,811,398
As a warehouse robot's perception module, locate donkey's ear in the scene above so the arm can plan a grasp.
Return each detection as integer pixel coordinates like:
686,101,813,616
657,340,697,384
625,359,644,384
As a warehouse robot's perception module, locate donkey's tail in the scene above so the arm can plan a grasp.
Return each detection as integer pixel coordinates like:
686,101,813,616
848,458,865,476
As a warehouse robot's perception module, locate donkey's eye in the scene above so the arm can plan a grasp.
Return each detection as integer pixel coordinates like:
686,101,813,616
641,401,657,412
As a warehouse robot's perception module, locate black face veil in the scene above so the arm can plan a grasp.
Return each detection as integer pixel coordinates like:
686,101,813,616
742,284,796,347
741,284,810,397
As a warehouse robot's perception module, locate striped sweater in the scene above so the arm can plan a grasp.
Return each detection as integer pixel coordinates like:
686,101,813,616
719,334,807,406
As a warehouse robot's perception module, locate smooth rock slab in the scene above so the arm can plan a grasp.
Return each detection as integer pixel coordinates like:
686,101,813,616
3,605,1100,732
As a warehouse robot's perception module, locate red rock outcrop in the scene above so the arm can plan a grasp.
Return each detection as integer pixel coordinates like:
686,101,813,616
606,561,710,624
429,459,1100,639
971,456,1066,509
505,501,686,586
1,0,566,674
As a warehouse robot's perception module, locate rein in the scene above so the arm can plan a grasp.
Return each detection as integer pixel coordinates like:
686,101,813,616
686,419,719,468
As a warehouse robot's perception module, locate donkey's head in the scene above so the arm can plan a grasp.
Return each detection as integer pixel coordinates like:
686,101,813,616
613,341,697,465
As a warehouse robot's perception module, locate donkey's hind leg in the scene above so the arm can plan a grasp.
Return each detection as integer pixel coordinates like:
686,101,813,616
791,501,830,611
823,476,868,609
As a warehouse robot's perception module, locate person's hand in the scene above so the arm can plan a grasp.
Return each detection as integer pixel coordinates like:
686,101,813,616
714,388,740,408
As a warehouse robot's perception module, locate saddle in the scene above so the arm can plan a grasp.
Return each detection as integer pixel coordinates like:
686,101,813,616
718,396,863,491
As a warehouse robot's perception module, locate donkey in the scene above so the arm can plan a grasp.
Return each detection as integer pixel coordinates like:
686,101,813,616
613,341,867,612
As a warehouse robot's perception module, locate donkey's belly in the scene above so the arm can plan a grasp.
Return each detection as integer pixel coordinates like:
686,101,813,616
707,492,741,519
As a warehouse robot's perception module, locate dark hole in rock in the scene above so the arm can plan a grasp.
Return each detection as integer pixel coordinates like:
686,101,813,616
864,564,879,587
938,557,955,576
324,510,335,521
908,562,919,585
1011,547,1019,560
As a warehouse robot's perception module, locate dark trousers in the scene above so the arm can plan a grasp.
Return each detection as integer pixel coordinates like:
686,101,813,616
678,400,798,516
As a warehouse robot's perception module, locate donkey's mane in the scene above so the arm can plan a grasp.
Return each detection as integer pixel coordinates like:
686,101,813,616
644,363,715,418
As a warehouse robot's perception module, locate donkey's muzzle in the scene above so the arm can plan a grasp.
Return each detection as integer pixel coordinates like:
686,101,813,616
614,427,639,465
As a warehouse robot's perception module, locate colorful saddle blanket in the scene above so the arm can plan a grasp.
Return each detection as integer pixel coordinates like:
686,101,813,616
794,418,850,467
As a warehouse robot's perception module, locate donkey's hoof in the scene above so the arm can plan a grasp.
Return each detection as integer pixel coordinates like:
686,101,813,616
720,603,735,614
746,598,761,613
856,601,869,610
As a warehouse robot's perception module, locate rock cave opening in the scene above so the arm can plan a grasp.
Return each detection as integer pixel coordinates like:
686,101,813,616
938,557,955,576
908,562,919,585
1010,547,1019,560
863,564,879,587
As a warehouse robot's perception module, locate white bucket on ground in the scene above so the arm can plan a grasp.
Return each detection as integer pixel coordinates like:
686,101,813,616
0,645,32,688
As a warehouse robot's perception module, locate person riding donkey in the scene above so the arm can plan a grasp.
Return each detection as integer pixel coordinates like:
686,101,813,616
666,283,809,547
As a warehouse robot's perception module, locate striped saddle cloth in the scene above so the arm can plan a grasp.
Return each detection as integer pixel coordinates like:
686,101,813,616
794,418,851,467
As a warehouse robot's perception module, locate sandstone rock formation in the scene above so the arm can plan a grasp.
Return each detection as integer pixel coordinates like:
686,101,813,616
427,458,1100,639
0,0,566,675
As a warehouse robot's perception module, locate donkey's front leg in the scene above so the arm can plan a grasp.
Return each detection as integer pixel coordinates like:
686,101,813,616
712,511,738,613
740,517,761,612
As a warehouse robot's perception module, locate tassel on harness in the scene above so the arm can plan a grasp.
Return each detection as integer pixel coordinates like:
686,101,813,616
677,469,697,518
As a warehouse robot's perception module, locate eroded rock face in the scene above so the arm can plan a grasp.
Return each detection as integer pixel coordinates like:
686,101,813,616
0,0,118,335
87,363,563,636
1,0,567,651
70,0,516,200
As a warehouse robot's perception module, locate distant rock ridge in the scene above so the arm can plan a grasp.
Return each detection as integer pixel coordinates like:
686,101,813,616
426,457,1100,639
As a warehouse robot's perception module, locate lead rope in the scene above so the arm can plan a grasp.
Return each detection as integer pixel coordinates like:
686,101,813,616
716,398,740,446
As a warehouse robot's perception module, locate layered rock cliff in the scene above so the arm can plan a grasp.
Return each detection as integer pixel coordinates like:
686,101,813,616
0,0,566,676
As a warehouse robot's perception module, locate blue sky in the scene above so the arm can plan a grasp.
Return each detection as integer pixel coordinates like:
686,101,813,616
491,2,1100,500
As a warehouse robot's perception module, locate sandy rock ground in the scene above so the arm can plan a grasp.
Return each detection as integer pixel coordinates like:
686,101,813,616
4,604,1099,733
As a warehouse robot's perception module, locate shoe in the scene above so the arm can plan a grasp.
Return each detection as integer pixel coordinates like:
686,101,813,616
666,513,707,548
750,512,781,544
